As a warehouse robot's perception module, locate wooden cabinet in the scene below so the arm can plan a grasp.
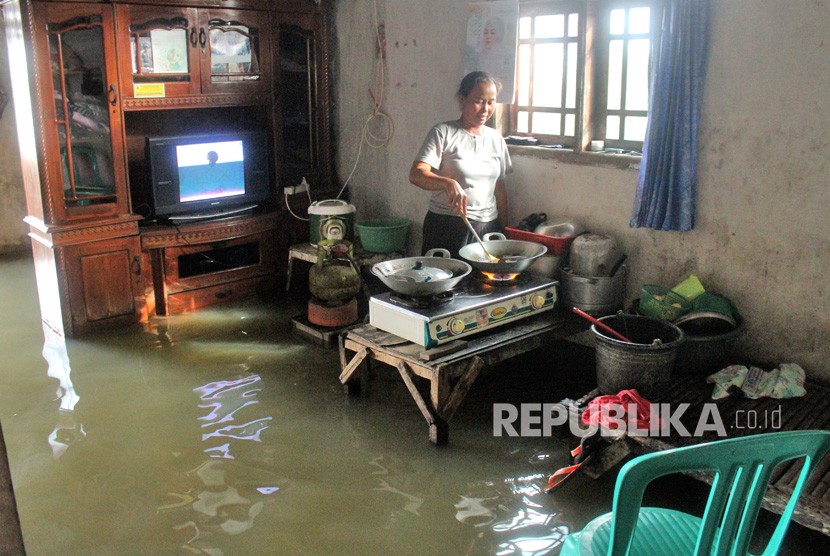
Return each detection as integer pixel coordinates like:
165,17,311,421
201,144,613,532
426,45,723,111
62,234,144,333
3,0,333,336
115,3,272,108
274,9,333,190
141,212,286,315
30,1,131,223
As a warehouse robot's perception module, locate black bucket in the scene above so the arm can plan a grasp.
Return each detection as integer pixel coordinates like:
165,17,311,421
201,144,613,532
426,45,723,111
592,314,685,397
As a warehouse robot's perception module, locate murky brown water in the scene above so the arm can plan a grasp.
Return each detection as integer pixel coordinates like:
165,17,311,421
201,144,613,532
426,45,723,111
1,253,827,555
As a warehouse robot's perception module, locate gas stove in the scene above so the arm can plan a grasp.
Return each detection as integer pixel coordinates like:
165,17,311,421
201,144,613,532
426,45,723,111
369,274,559,347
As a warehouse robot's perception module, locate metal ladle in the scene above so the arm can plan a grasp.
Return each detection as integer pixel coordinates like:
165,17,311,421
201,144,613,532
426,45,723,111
459,214,499,263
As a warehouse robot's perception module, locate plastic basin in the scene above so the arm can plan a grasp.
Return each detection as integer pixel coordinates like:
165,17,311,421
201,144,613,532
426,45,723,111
356,218,410,253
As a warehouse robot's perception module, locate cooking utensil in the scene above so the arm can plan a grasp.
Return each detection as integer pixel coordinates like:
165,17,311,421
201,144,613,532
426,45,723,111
608,254,627,277
460,214,499,262
458,233,547,275
572,307,633,343
560,266,627,317
371,248,471,296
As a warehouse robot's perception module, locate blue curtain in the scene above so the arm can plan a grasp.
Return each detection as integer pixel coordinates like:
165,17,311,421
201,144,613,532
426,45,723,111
630,0,711,231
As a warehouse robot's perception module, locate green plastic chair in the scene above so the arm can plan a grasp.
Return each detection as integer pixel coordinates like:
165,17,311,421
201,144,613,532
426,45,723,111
560,430,830,555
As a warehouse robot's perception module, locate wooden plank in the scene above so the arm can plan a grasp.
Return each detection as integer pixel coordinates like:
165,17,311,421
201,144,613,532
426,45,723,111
396,361,436,427
420,340,467,361
439,356,484,421
339,347,368,384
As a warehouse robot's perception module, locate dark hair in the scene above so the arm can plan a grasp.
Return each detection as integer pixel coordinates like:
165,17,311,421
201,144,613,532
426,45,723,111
457,71,502,98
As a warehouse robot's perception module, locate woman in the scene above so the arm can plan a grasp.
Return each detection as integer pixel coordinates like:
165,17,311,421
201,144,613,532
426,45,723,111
409,71,511,258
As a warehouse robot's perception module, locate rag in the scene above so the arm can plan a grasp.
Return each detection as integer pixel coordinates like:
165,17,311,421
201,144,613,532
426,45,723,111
706,363,807,400
581,389,658,431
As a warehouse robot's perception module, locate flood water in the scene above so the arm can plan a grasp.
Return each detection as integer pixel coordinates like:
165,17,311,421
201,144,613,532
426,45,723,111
1,253,827,555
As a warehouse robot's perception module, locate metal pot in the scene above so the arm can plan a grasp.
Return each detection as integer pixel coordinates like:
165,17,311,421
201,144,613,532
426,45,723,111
458,233,547,274
569,233,623,276
371,248,471,297
560,266,627,316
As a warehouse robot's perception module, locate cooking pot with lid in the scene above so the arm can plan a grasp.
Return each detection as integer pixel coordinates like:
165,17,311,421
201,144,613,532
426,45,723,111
371,248,471,297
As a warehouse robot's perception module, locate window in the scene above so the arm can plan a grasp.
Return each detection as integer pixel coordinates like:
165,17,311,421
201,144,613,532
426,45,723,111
507,0,661,154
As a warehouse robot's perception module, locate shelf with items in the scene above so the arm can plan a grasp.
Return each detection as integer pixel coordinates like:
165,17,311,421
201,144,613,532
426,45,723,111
115,4,272,109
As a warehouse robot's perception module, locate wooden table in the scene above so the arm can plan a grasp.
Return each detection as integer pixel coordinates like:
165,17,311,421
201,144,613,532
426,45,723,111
338,311,586,445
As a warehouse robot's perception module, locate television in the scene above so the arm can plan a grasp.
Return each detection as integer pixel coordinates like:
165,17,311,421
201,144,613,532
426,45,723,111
145,131,271,222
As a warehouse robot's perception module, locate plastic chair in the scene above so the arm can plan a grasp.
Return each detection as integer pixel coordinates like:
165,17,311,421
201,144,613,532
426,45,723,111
560,430,830,555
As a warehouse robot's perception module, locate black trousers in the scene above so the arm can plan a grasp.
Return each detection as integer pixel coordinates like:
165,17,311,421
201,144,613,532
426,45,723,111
421,211,502,259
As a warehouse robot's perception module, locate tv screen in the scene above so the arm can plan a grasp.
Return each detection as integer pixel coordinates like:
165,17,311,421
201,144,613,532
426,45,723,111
146,131,271,221
176,140,246,203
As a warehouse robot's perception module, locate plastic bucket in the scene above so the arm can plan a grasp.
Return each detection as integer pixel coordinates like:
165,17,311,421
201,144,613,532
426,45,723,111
592,315,685,397
355,218,410,253
675,317,744,374
308,200,356,244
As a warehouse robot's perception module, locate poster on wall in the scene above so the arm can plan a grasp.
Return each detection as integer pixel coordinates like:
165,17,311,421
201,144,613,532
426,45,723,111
464,0,519,103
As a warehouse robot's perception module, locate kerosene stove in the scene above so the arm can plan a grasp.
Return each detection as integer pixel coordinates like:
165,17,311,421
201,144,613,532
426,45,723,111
369,273,558,347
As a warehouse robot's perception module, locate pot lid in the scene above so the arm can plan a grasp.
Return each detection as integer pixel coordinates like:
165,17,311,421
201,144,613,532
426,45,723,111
391,261,453,283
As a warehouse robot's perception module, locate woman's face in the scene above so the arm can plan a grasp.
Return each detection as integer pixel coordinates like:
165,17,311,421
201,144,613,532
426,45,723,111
460,81,498,131
483,23,499,49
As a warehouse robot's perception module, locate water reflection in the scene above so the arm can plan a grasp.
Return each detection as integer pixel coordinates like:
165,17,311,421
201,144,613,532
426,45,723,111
41,324,85,460
456,472,569,556
159,372,280,554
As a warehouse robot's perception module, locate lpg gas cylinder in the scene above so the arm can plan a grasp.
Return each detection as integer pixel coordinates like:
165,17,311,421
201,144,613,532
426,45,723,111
308,240,362,304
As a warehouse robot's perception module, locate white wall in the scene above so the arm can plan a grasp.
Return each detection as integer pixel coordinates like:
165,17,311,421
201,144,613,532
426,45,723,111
334,0,830,380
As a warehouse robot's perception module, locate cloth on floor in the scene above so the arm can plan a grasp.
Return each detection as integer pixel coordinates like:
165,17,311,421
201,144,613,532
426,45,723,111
581,389,658,431
706,363,807,400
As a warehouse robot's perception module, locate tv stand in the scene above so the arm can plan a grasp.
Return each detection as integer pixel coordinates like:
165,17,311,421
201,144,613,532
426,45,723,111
141,211,286,315
166,204,259,224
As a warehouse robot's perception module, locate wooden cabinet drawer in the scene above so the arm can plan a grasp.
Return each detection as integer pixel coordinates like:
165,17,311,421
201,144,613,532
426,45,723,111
161,231,278,294
163,274,275,315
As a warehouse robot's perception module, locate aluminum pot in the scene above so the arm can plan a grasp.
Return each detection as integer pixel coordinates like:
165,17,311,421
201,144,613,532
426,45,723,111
458,233,547,274
371,248,471,297
560,266,627,316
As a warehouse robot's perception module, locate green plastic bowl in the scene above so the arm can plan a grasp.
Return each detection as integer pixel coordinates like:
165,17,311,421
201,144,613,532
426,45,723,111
639,284,693,322
355,218,410,253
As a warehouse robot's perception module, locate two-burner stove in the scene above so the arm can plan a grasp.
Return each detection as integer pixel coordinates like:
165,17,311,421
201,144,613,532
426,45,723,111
369,273,559,347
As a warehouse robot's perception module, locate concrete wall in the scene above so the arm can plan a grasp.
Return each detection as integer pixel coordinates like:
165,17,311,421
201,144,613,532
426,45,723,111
0,2,826,379
0,21,28,254
334,0,830,380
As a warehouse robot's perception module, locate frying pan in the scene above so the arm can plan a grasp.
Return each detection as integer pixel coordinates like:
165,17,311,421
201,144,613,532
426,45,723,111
458,233,548,274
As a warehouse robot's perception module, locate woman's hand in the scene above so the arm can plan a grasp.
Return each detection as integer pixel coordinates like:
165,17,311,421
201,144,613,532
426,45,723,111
409,161,468,214
446,180,467,215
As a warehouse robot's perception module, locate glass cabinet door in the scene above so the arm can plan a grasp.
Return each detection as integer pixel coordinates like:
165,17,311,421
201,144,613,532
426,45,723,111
278,24,318,182
202,10,271,95
35,2,128,220
118,6,201,99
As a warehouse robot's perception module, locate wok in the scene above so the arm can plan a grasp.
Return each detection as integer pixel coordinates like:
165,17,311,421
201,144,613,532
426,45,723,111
371,248,472,297
458,232,547,274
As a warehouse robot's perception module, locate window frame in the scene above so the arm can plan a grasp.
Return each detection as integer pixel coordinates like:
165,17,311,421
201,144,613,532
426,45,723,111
504,0,663,156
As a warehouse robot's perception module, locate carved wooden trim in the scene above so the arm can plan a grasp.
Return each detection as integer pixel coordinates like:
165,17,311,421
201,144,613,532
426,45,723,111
51,221,141,247
122,93,271,110
23,1,58,224
140,211,280,249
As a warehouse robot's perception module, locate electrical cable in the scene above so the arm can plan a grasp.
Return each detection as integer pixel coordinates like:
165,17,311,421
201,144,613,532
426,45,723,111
334,0,394,200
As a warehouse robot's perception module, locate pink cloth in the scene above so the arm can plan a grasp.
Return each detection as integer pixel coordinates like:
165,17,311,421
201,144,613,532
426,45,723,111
581,389,656,430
